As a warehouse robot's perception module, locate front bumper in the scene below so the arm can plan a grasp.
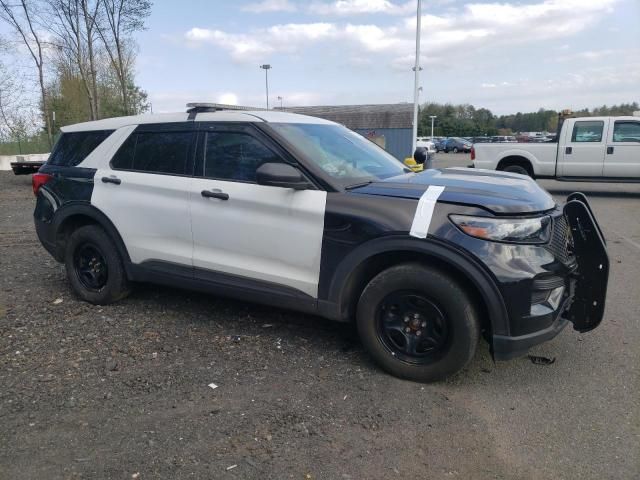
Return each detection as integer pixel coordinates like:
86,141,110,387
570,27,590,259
491,193,609,359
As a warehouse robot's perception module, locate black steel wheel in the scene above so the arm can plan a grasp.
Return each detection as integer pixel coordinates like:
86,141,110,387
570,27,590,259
357,263,479,382
376,291,449,364
65,225,131,304
74,243,109,291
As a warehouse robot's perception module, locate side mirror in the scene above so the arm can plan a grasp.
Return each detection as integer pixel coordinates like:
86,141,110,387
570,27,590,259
256,163,311,190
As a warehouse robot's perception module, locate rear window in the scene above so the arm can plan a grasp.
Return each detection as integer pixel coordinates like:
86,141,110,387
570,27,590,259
571,121,604,143
48,130,114,167
111,131,193,175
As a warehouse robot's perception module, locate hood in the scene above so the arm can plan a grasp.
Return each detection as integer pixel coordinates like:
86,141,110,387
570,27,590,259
350,167,556,214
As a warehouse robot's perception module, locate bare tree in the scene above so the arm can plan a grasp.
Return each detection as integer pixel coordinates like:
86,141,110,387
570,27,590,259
0,0,53,146
48,0,102,120
0,61,39,152
96,0,150,115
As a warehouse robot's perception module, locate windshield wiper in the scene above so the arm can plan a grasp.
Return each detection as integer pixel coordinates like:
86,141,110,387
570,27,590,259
345,180,373,190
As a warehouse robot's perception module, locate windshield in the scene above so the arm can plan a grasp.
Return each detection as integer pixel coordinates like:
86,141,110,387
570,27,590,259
269,123,410,187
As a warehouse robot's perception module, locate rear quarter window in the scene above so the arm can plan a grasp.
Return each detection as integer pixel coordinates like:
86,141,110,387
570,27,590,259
48,130,114,167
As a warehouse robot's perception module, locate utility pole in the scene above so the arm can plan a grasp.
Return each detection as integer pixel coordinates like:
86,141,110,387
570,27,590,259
430,115,437,138
411,0,422,156
277,96,283,110
260,64,272,109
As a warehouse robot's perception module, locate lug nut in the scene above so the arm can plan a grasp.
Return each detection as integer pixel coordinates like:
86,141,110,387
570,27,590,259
416,330,422,336
405,327,410,333
404,317,409,323
421,322,426,327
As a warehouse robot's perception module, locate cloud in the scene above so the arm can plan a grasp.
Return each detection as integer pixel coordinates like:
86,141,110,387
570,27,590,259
309,0,415,16
185,23,337,62
242,0,297,13
186,0,620,69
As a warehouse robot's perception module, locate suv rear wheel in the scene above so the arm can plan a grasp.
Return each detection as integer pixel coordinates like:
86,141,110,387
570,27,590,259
64,225,131,304
356,263,479,382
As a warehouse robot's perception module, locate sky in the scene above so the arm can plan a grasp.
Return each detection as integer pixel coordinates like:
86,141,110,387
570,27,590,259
5,0,640,115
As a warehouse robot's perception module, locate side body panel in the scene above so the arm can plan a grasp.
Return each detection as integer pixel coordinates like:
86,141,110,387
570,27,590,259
603,119,640,178
557,118,607,177
92,170,194,266
473,143,557,176
190,178,327,298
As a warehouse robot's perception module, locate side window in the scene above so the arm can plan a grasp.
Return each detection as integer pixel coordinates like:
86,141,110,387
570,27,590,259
111,131,193,175
48,130,114,166
203,132,284,182
571,121,604,143
613,121,640,143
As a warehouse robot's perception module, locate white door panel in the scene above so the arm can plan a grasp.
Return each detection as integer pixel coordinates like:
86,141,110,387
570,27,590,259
559,119,606,177
604,120,640,178
92,170,193,266
190,179,326,298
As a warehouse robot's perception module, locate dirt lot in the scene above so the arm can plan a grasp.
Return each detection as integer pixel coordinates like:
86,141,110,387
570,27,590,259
1,160,639,479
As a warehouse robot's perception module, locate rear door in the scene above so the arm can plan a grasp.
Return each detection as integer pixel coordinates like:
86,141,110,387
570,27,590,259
92,123,196,267
189,123,326,298
558,119,606,177
604,119,640,178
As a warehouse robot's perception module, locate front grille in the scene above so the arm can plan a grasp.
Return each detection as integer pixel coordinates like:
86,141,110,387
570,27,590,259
545,213,574,265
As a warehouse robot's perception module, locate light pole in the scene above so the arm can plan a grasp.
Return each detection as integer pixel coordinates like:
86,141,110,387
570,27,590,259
277,95,283,109
260,64,271,109
429,115,437,138
411,0,422,155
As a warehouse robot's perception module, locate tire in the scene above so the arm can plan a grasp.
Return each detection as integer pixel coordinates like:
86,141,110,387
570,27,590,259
356,263,479,382
64,224,131,304
453,147,459,153
502,164,530,177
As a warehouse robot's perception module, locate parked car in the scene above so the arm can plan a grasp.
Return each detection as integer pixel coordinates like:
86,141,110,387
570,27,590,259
472,136,491,144
33,104,609,382
441,137,472,153
416,139,437,154
490,136,517,143
473,116,640,180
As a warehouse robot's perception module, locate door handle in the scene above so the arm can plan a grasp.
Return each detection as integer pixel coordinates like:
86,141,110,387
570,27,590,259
201,189,229,200
565,146,572,154
101,176,121,185
607,146,614,154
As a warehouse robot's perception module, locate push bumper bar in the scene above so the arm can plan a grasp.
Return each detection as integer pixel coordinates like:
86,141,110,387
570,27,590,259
492,192,609,359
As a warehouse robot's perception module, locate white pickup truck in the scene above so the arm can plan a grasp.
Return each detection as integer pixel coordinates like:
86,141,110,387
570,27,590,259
472,116,640,181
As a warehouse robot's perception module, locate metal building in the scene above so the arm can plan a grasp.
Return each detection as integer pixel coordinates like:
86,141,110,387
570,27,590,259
280,104,414,160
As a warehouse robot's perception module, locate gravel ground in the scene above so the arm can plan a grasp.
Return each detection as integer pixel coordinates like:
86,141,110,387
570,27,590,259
1,162,639,479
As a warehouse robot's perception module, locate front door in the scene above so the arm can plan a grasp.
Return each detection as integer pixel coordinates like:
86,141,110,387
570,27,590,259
92,124,196,267
189,125,327,298
559,119,606,177
604,119,640,178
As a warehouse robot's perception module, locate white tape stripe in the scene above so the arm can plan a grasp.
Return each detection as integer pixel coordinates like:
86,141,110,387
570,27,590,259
409,185,445,239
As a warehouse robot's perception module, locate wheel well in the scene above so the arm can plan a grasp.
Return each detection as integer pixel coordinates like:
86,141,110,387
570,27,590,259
54,214,100,261
340,251,491,337
54,213,130,267
497,156,533,177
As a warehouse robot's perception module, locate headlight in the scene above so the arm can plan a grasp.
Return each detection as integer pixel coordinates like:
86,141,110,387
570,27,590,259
450,215,551,244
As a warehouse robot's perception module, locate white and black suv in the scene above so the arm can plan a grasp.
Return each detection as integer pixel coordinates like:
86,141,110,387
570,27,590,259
34,105,609,382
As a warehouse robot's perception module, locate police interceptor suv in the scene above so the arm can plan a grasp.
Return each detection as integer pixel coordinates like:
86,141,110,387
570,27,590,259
33,104,609,382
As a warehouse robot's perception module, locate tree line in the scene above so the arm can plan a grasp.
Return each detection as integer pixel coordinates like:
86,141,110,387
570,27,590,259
418,102,639,137
0,0,151,153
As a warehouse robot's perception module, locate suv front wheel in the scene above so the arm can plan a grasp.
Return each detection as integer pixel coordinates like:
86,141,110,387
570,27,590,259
64,225,131,304
356,263,479,382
